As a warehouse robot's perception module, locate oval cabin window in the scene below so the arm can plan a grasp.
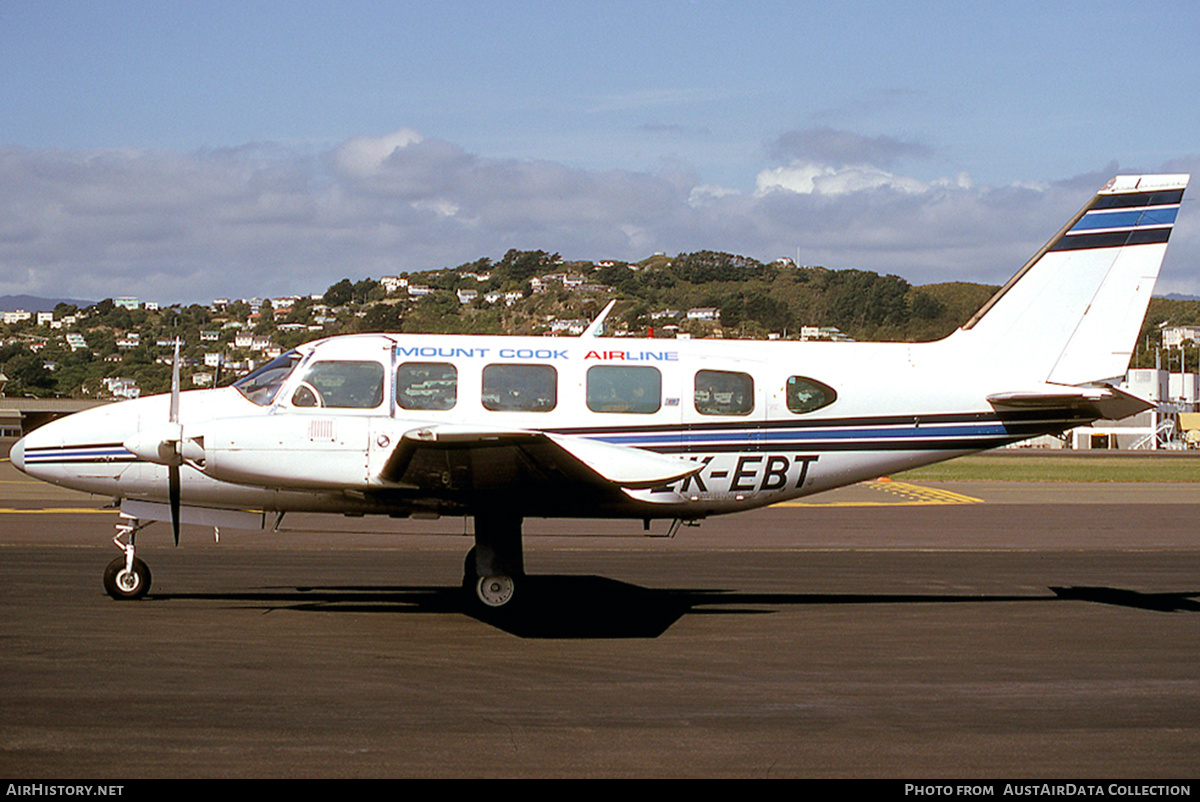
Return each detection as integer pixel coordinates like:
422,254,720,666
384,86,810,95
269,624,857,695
786,376,837,414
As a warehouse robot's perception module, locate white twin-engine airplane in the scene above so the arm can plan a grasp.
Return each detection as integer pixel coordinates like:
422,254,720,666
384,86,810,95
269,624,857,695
10,174,1190,609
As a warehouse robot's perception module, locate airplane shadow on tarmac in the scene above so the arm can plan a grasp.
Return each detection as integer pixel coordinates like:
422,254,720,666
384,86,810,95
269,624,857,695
1049,586,1200,613
146,575,1200,639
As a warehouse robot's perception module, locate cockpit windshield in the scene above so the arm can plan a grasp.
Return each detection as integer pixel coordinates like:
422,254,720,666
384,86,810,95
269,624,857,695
232,349,302,406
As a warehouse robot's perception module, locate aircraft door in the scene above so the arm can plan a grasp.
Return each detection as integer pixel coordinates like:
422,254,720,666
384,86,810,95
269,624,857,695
280,355,390,485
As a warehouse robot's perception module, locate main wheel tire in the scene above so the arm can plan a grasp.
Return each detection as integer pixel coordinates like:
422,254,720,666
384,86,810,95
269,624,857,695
475,575,515,608
103,556,151,600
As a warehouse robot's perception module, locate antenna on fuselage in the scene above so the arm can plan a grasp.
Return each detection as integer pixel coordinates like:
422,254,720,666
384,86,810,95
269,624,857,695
582,300,617,338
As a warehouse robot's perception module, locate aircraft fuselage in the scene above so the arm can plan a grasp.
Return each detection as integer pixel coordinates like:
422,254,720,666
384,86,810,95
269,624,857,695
11,331,1096,523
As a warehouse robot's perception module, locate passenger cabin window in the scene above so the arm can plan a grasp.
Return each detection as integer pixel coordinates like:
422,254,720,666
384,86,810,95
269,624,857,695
694,370,754,416
481,364,557,412
291,360,385,409
396,362,457,410
586,366,661,414
786,376,837,414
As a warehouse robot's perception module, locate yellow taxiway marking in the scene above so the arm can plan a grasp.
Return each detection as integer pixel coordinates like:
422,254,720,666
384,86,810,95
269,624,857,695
0,507,116,514
775,480,983,507
2,481,980,514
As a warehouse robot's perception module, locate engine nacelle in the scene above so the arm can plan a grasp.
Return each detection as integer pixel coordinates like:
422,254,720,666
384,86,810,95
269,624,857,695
197,415,379,490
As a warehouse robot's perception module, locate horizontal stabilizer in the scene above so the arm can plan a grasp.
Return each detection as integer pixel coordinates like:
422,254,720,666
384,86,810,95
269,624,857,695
987,385,1152,421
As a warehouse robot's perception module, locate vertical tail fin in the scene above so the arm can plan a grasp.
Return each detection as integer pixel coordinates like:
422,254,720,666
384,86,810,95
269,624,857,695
961,174,1189,386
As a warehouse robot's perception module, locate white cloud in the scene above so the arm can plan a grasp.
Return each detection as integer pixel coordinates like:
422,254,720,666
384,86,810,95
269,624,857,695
333,129,424,177
411,198,461,218
687,184,740,207
755,162,929,196
1,133,1196,303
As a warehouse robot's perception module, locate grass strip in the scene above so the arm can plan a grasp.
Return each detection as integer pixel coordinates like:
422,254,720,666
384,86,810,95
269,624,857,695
898,454,1200,483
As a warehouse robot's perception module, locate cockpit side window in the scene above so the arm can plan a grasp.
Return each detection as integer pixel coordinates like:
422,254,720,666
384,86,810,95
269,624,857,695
786,376,837,414
233,350,302,406
290,360,385,409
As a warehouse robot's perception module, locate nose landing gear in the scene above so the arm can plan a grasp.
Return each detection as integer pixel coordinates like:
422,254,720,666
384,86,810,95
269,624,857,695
103,555,151,600
104,516,153,600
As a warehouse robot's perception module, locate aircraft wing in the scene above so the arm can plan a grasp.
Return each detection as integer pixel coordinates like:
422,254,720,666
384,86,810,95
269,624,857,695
379,425,701,494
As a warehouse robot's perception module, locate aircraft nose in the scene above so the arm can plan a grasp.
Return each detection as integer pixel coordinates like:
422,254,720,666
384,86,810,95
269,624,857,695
9,436,26,473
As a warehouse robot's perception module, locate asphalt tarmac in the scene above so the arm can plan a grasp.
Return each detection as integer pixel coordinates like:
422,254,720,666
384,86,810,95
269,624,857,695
1,447,1198,778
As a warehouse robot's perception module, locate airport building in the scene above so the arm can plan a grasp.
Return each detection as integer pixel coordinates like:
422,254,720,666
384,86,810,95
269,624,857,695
1066,367,1200,450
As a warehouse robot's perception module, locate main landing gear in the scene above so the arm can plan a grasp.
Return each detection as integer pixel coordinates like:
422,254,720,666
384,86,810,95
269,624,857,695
104,516,152,600
102,509,530,608
463,512,524,610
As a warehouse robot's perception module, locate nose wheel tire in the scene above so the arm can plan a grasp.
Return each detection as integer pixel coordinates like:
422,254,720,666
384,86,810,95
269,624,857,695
103,556,151,600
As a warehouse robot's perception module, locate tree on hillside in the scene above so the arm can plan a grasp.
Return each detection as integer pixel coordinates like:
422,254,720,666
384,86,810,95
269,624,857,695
671,251,766,283
823,270,912,329
4,352,57,396
353,279,381,304
495,250,560,284
323,279,355,307
359,303,404,333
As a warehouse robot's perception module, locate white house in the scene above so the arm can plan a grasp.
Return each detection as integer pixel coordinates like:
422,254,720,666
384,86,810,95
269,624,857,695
381,276,408,294
1163,325,1200,348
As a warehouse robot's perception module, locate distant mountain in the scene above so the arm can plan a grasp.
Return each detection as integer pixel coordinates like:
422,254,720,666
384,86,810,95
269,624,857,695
0,295,93,313
1158,293,1200,302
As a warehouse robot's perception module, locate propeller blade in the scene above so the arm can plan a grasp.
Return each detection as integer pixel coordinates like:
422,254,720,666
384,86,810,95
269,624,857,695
169,338,181,424
169,463,181,546
169,339,182,545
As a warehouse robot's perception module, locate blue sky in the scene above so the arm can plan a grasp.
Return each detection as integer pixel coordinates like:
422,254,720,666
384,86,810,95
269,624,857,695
2,0,1198,303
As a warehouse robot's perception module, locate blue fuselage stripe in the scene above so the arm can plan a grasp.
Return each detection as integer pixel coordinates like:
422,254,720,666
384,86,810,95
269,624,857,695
22,445,136,464
585,420,1046,448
